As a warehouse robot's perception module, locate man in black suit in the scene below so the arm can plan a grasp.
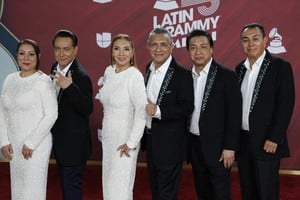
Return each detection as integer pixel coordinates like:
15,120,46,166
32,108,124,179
186,30,242,200
144,27,194,200
50,30,93,200
236,23,295,200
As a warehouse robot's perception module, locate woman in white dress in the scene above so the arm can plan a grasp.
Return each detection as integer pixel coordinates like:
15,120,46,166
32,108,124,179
95,34,147,200
0,39,58,200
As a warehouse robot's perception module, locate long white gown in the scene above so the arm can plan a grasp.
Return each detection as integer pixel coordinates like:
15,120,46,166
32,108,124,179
96,65,147,200
0,71,58,200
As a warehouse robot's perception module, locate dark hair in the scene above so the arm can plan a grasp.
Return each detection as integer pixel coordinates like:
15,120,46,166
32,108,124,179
52,29,78,47
186,29,214,50
147,27,173,45
110,33,137,67
16,39,40,69
240,23,265,38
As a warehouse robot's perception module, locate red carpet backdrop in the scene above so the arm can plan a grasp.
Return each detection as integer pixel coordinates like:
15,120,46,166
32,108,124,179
0,0,299,169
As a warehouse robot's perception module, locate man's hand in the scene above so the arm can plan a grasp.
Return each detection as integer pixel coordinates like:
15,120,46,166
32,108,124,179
51,70,73,89
263,140,278,154
219,149,235,168
146,99,157,116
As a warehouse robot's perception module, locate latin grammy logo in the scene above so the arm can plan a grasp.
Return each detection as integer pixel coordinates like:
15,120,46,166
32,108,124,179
267,27,287,54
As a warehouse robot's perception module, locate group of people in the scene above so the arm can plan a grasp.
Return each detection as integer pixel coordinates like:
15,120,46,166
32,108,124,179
0,30,93,200
0,22,295,200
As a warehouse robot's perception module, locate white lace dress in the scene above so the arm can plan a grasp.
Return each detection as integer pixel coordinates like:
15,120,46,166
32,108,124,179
96,65,147,200
0,71,58,200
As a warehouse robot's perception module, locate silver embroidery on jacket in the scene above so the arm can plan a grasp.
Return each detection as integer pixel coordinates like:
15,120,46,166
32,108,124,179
249,57,271,112
157,67,174,106
200,64,218,115
237,57,271,113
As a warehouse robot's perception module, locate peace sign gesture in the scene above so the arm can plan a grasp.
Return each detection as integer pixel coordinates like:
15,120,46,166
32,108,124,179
51,70,73,89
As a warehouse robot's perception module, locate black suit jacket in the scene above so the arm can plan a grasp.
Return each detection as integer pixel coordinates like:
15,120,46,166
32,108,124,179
236,51,295,160
51,59,93,166
188,60,242,165
145,57,194,165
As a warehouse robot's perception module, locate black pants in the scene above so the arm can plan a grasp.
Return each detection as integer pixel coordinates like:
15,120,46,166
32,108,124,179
147,160,182,200
57,162,87,200
190,134,231,200
238,135,280,200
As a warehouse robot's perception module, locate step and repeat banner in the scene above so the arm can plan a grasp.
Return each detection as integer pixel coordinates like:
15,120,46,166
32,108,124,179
1,0,299,169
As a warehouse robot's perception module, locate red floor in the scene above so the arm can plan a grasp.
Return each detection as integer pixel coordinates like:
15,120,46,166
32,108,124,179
1,162,300,199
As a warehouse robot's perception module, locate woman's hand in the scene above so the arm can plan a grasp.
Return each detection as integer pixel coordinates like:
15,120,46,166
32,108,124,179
1,144,13,160
22,144,33,160
117,144,135,158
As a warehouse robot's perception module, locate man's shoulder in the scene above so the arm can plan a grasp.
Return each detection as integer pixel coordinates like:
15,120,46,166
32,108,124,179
235,59,246,69
72,61,90,77
261,52,292,75
270,54,291,66
170,58,189,73
213,61,236,75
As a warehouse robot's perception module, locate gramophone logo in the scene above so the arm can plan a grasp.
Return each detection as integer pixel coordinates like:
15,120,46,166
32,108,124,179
0,0,19,89
267,27,287,54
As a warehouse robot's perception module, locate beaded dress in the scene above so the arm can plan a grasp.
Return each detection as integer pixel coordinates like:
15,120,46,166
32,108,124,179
0,71,58,200
96,66,147,200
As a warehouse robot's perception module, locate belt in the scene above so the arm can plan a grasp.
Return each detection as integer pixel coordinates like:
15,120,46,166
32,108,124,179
241,129,250,135
145,127,152,134
189,132,200,137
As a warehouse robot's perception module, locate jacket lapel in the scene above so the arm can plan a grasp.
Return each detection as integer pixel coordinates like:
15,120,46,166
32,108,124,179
237,64,247,85
156,65,175,106
237,52,272,113
145,59,175,106
249,53,272,113
200,62,218,118
145,66,151,86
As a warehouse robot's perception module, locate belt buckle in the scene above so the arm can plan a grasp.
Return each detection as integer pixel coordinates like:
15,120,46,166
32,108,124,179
241,130,250,135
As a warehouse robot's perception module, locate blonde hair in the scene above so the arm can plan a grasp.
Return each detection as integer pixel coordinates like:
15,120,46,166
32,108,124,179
110,33,137,67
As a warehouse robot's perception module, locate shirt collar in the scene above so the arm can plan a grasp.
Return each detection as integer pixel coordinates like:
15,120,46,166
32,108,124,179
244,50,266,70
149,55,172,74
192,57,212,76
57,59,74,75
